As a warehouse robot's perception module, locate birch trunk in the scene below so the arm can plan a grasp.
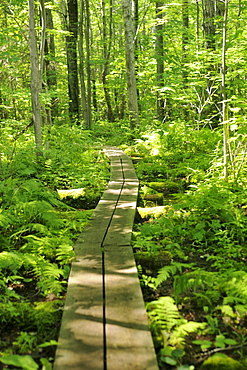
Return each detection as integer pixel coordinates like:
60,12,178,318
28,0,43,158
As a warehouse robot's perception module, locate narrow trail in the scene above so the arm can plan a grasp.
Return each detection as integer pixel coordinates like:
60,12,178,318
53,147,158,370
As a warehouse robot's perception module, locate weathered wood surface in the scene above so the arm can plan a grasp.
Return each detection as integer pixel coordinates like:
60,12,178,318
53,146,158,370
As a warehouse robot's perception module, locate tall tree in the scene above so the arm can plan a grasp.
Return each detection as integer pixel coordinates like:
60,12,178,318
122,0,139,129
78,0,88,125
28,0,43,158
182,0,189,86
221,0,229,180
44,0,58,122
85,0,92,129
101,0,114,122
202,0,216,50
155,2,165,122
66,0,79,123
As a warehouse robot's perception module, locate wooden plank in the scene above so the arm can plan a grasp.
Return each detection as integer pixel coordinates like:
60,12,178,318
121,160,139,181
103,200,137,246
100,181,123,201
119,181,139,201
53,243,104,370
104,245,159,370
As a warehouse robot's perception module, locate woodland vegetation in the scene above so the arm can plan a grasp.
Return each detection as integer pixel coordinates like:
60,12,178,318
1,0,247,369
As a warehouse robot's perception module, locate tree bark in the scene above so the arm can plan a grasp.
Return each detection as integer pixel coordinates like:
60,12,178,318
28,0,43,159
85,0,92,129
78,0,88,125
122,0,139,129
66,0,80,123
155,2,165,122
182,0,189,86
202,0,216,50
44,0,58,121
221,0,229,181
101,0,114,122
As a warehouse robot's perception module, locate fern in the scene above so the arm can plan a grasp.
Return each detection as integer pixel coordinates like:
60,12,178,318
147,296,181,332
56,243,75,265
173,269,216,298
147,296,206,349
155,262,195,287
0,251,24,274
0,251,66,296
170,321,206,346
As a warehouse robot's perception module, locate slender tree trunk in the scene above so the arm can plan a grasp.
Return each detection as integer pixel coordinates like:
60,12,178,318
155,2,165,122
78,0,88,124
101,0,114,122
182,0,189,86
221,0,229,180
66,0,80,123
196,0,200,55
44,0,58,122
85,0,92,129
122,0,139,129
202,0,216,50
28,0,43,159
133,0,140,106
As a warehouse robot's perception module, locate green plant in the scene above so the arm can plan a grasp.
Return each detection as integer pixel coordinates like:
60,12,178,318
147,296,206,366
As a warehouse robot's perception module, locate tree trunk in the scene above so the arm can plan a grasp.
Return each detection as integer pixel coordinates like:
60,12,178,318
122,0,139,129
221,0,229,181
85,0,92,129
44,0,58,122
155,2,165,122
101,0,114,122
202,0,216,50
182,0,189,87
78,0,88,125
28,0,43,159
66,0,80,123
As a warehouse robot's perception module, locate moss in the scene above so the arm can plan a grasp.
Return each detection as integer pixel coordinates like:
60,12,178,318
137,206,172,219
200,354,245,370
57,188,100,209
148,180,182,194
135,251,170,273
143,193,164,206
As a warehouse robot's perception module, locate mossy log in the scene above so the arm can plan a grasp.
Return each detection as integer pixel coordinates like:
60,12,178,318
138,206,171,219
143,193,163,206
200,354,244,370
57,188,86,200
147,181,182,194
57,188,100,209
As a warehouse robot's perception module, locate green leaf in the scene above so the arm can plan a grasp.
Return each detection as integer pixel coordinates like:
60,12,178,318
38,340,60,347
40,358,52,370
192,339,212,349
172,348,184,359
0,355,38,370
161,356,177,365
224,338,238,345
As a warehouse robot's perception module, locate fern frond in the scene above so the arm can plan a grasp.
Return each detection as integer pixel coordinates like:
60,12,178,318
170,321,206,346
147,296,181,332
174,269,216,298
56,243,75,265
0,252,24,274
155,262,195,287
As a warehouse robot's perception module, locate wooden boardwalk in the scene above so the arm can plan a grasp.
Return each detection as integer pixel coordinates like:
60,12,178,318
53,147,158,370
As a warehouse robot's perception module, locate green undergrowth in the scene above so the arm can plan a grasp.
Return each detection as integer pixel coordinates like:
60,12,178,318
131,124,247,369
0,124,109,368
